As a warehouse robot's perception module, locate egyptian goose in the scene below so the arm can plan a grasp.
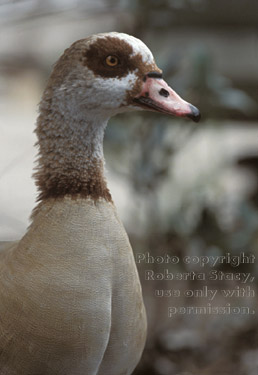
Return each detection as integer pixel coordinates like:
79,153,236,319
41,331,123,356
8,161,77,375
0,32,200,375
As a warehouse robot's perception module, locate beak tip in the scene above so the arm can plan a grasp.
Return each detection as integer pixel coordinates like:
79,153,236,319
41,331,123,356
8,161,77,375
187,104,201,123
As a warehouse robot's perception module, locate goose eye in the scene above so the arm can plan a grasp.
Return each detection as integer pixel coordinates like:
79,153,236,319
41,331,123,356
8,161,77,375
105,55,119,67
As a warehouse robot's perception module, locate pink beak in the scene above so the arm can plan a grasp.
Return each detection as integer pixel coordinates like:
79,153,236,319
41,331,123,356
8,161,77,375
133,72,200,122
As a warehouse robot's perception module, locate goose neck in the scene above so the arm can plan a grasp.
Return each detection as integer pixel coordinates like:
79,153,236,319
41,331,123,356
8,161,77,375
35,104,112,202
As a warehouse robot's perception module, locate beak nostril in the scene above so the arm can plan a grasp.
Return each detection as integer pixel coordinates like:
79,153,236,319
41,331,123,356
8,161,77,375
159,88,169,98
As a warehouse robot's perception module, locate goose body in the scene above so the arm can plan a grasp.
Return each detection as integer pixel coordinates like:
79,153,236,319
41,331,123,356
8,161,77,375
0,198,145,374
0,32,200,374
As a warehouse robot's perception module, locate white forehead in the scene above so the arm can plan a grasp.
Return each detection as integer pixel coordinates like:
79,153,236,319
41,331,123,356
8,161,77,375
90,32,154,64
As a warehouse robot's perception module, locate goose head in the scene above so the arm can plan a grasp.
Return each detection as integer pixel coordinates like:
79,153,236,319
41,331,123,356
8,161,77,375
36,32,200,202
45,32,200,122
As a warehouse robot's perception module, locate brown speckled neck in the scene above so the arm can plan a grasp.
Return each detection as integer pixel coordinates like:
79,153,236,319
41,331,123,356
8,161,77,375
34,90,112,203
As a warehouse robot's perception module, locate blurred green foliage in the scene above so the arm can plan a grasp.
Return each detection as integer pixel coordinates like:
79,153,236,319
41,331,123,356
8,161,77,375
107,3,258,373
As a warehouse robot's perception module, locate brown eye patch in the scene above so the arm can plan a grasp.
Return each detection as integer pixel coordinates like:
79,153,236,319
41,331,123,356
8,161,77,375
82,35,161,88
83,36,136,78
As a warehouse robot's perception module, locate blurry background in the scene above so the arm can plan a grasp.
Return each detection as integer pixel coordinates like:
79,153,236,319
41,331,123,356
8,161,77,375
0,0,258,374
